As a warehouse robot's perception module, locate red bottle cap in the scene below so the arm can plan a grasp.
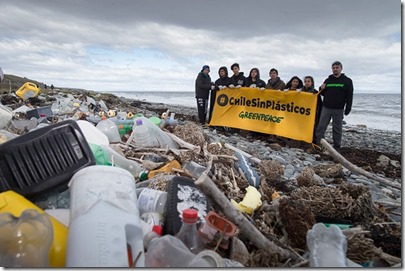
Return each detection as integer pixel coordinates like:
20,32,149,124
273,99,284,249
182,209,198,223
152,225,163,236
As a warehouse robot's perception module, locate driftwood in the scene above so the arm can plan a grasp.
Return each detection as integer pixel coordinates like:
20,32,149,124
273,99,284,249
320,139,401,190
224,143,261,164
165,132,201,153
195,145,298,262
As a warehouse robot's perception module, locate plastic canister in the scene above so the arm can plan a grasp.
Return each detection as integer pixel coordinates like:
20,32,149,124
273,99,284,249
15,82,40,100
137,188,167,215
0,190,68,267
127,119,156,147
66,165,145,267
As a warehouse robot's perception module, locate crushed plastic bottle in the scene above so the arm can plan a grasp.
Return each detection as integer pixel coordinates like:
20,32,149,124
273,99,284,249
306,223,348,267
0,209,53,267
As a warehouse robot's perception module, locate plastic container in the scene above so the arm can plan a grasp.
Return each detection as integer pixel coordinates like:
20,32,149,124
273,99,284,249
140,160,182,180
198,211,237,249
89,143,143,177
306,223,348,267
26,106,53,119
66,165,145,267
143,231,212,267
77,120,110,146
0,120,96,199
137,188,167,215
96,119,121,143
127,119,157,147
0,190,68,267
16,82,40,100
0,209,53,267
175,209,205,254
0,103,13,129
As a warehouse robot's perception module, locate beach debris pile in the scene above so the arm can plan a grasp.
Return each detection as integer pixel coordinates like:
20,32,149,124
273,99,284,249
0,88,401,268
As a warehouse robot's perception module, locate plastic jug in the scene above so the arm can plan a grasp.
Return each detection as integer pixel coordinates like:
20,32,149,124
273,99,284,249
15,82,40,100
0,190,68,267
66,165,145,267
127,119,157,147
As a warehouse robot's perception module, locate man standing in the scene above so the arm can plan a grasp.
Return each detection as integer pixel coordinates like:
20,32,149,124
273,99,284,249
315,61,354,151
195,65,212,125
265,68,285,90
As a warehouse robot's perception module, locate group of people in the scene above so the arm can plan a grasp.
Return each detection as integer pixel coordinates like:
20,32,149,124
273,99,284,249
195,61,354,151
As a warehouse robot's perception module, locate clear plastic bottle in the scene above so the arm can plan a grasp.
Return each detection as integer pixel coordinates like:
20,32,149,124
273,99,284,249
306,223,348,267
175,209,205,254
144,231,211,267
127,119,155,147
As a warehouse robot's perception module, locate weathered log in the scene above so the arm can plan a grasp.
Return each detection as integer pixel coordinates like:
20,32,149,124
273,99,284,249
320,139,401,190
165,132,201,153
195,146,298,262
224,143,261,164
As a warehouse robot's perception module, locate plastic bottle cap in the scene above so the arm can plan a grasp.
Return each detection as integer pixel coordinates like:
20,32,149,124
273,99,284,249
152,225,163,236
182,209,198,223
136,119,143,125
139,170,149,181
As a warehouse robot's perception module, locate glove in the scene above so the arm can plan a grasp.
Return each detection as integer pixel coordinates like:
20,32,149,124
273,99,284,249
221,86,227,89
236,85,241,88
344,108,350,115
229,84,235,88
218,85,223,89
283,89,289,92
260,87,265,91
249,84,256,88
296,88,301,92
277,89,282,92
211,85,215,90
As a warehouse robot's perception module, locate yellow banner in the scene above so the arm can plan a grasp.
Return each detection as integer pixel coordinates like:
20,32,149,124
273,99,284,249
209,87,319,143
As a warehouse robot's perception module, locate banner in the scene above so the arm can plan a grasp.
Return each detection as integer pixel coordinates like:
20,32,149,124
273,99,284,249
209,87,319,143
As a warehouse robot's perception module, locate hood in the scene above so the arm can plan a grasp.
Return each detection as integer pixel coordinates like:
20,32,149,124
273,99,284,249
218,66,228,77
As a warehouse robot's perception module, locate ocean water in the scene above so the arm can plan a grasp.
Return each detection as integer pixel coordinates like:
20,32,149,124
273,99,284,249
109,91,401,132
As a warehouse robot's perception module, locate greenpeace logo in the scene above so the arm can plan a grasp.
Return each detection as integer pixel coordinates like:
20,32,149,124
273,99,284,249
326,83,344,87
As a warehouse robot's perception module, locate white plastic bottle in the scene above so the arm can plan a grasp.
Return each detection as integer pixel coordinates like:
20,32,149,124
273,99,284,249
99,144,143,177
128,119,154,147
66,165,145,267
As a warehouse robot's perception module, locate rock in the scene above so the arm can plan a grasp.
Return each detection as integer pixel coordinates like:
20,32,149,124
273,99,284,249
390,160,401,168
377,155,390,167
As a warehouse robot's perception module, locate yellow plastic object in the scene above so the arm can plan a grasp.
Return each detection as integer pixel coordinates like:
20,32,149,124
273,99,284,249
148,160,181,178
0,191,67,267
230,186,262,215
271,191,281,201
15,82,41,100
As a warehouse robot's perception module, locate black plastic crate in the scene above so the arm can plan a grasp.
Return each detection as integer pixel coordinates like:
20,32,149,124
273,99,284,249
0,120,95,199
26,106,53,119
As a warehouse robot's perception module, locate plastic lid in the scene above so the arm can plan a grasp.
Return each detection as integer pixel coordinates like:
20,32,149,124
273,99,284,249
182,209,198,223
136,119,143,125
152,225,163,236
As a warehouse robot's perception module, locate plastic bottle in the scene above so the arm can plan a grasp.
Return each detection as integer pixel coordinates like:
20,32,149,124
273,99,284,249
96,119,121,143
175,209,205,254
137,188,167,215
126,119,156,147
66,165,145,267
143,231,212,267
89,143,143,177
306,223,348,267
0,209,53,267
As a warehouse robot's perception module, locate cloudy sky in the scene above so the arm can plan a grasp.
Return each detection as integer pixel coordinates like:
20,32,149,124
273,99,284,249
0,0,401,93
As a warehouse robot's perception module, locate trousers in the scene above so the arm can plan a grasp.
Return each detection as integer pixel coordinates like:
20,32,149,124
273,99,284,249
196,98,208,124
315,106,344,148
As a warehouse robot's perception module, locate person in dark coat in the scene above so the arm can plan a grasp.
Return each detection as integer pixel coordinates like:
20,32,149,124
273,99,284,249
315,61,354,151
303,75,323,142
208,66,230,123
229,63,246,88
245,68,266,89
265,68,285,90
285,76,304,91
195,65,212,125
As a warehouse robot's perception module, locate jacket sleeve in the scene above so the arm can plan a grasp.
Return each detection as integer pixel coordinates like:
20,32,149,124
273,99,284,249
344,78,354,115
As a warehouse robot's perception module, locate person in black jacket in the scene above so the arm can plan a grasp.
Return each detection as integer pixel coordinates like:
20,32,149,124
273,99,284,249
245,68,266,89
284,76,303,91
195,65,212,125
303,76,323,142
229,63,246,88
208,66,230,123
315,61,354,151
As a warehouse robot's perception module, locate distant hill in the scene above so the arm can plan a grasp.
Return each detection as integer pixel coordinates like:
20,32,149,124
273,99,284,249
0,74,91,94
